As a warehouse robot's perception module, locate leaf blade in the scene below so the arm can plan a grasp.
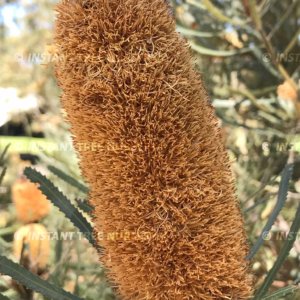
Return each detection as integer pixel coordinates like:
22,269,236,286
24,167,96,248
47,165,89,194
254,202,300,299
0,144,10,166
247,163,294,260
0,256,83,300
0,293,10,300
261,285,299,300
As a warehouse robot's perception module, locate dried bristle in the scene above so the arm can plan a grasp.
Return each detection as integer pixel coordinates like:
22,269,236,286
54,1,253,299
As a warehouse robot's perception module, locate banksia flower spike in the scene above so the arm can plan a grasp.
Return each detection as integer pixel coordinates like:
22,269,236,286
54,1,253,299
12,178,50,224
13,223,50,273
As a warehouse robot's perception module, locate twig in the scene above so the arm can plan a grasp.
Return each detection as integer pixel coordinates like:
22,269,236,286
228,87,272,113
267,0,298,40
284,28,300,57
248,0,299,92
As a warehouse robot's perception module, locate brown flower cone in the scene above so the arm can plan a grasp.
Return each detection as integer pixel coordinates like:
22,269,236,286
54,1,253,299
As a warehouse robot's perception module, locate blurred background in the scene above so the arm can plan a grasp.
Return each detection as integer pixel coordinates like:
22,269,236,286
0,0,300,299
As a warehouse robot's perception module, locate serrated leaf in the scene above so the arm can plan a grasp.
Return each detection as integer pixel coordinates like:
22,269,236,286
0,256,83,300
76,198,94,214
247,163,294,260
262,285,299,300
24,167,96,248
48,165,89,194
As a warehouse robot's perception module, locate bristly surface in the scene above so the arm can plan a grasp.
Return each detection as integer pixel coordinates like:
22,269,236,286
54,0,253,299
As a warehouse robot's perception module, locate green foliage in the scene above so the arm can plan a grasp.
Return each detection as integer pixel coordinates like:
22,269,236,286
0,144,10,165
0,144,9,185
75,198,94,214
254,203,300,298
48,165,89,194
0,294,10,300
247,163,294,260
0,256,83,300
261,285,300,300
24,167,96,248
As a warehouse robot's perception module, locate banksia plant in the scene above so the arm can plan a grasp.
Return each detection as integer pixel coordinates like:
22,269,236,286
12,178,51,223
54,1,253,299
13,223,50,273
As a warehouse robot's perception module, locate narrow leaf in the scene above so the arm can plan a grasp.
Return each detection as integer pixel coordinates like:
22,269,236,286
76,198,94,214
48,165,89,194
55,230,64,263
0,167,7,185
189,41,250,57
176,25,221,38
0,293,10,300
254,202,300,299
202,0,244,26
0,137,55,155
251,46,282,79
247,163,294,260
0,256,83,300
0,144,10,166
24,167,96,248
261,285,299,300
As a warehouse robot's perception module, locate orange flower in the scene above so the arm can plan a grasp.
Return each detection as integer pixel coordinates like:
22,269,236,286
277,80,298,102
12,178,50,223
13,223,50,272
277,80,300,118
55,1,253,299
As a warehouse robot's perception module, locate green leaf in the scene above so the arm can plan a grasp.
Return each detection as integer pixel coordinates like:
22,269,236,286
254,202,300,299
0,167,7,185
261,285,299,300
0,144,10,166
0,144,9,185
189,41,250,57
202,0,245,26
251,46,282,79
47,165,89,194
176,25,221,38
0,256,83,300
0,293,10,300
55,229,64,263
76,198,94,214
0,137,56,155
247,163,294,260
24,167,96,248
